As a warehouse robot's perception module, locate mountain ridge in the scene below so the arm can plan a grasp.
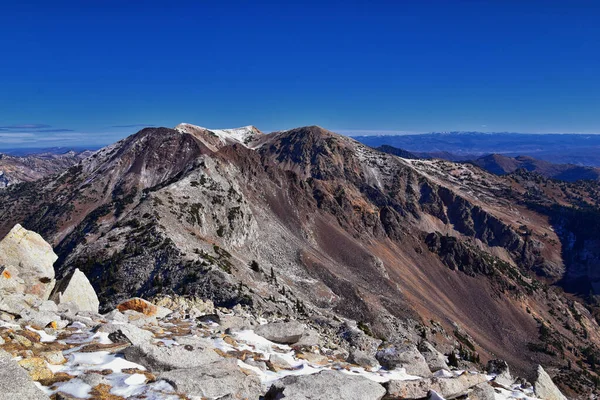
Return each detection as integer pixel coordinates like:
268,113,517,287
1,124,600,396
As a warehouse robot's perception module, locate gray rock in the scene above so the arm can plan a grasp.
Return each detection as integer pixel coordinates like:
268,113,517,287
81,372,110,388
0,224,56,300
534,365,567,400
486,359,513,387
337,321,382,354
0,350,49,399
269,353,293,370
19,308,62,329
38,301,58,313
122,334,221,371
97,323,154,345
292,329,321,349
376,344,432,377
264,369,386,400
103,309,128,323
159,359,263,399
385,373,489,399
255,321,305,344
50,269,99,313
469,382,496,400
419,341,449,372
348,348,380,369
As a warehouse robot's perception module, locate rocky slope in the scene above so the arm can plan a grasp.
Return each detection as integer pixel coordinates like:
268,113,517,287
0,124,599,397
0,150,93,188
0,224,563,399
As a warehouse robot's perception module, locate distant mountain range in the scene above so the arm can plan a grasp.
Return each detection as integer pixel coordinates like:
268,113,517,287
0,149,93,188
375,145,600,182
355,132,600,167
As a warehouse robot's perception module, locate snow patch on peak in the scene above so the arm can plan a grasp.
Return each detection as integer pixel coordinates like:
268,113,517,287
175,123,262,148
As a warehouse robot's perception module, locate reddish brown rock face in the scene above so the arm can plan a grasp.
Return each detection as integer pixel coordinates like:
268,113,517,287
117,298,158,316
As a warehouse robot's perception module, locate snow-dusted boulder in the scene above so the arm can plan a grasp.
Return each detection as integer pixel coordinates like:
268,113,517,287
0,224,56,299
50,268,99,313
376,344,432,377
159,359,263,399
264,370,386,400
255,321,305,344
385,373,489,399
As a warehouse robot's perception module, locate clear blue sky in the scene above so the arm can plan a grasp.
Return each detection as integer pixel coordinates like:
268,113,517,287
1,0,599,148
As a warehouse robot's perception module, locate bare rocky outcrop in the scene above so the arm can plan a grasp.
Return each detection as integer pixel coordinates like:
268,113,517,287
0,224,56,299
534,365,567,400
50,268,99,313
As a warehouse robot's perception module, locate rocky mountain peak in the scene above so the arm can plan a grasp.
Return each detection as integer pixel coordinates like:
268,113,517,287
175,122,264,150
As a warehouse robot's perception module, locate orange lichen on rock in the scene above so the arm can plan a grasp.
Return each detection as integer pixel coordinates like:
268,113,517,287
116,297,158,316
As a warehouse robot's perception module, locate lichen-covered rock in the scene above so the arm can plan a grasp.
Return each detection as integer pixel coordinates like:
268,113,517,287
117,298,158,316
0,224,56,299
50,269,99,313
18,356,54,381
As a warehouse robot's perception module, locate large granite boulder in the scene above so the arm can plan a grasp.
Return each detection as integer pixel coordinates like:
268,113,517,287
419,341,449,373
486,359,514,387
376,344,432,377
255,320,305,344
159,359,263,399
0,224,56,299
534,365,567,400
385,373,489,399
264,370,386,400
50,268,99,313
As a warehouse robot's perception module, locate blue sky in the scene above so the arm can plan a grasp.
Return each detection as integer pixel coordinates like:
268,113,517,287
1,0,599,148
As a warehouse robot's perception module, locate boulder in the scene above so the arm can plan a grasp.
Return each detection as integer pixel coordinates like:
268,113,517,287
534,365,567,400
348,348,380,369
97,323,154,346
0,224,56,299
419,341,449,372
469,382,496,400
117,298,158,316
18,357,54,381
376,344,432,377
264,370,386,400
159,359,263,399
486,359,513,387
50,269,99,313
385,373,489,399
255,321,305,344
0,350,49,399
337,321,382,354
119,332,221,371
